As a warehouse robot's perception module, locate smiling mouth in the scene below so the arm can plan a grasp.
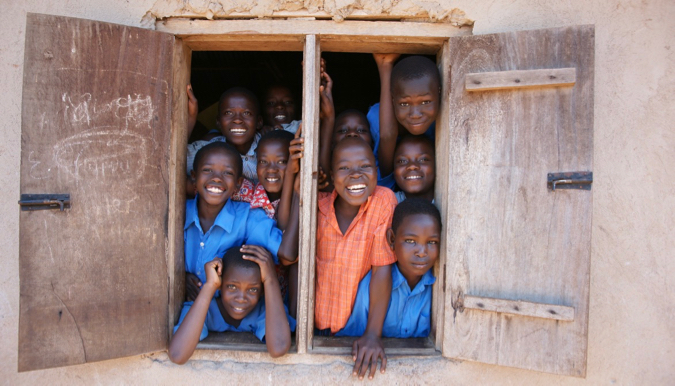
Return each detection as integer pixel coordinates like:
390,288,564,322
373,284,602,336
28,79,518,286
266,176,280,183
405,175,423,180
274,114,287,121
206,186,224,194
230,128,247,135
346,184,367,194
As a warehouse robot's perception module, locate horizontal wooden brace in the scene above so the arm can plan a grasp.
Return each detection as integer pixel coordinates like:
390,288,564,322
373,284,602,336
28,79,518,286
465,68,576,92
312,336,439,356
463,295,575,322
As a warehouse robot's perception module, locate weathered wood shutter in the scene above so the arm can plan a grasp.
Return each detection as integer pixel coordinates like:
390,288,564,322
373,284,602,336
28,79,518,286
441,25,594,376
18,14,185,371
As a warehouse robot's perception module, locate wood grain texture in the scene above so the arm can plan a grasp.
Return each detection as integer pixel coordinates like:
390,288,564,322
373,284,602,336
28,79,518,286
296,35,321,354
168,39,191,337
441,25,594,377
465,68,576,91
432,41,452,351
312,337,438,356
155,19,469,53
463,295,575,322
18,13,174,371
196,332,297,353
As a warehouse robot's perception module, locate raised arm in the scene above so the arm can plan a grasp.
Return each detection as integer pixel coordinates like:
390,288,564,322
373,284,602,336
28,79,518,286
187,84,198,138
373,54,400,177
351,264,392,380
276,125,303,230
319,69,335,184
241,245,292,357
169,258,222,364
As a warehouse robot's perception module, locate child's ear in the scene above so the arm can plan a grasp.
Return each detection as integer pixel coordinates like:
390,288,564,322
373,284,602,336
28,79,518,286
190,169,196,181
386,228,395,250
236,176,243,190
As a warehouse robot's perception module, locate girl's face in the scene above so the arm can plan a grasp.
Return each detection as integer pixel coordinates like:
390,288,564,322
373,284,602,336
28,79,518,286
393,139,435,197
332,113,373,146
256,139,289,199
264,86,296,126
220,265,262,322
388,213,441,288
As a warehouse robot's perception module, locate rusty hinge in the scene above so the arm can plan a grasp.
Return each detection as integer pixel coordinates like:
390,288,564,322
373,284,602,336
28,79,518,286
547,172,593,191
18,194,71,211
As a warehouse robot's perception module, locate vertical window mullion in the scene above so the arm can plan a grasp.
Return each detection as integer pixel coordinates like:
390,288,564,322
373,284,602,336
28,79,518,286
296,34,321,354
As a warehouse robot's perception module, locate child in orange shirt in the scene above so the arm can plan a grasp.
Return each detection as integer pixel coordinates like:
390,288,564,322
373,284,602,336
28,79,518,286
314,138,397,379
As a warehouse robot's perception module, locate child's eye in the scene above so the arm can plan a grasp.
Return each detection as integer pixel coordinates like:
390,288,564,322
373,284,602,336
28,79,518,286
396,159,408,165
399,102,409,107
202,167,212,173
259,159,268,165
338,165,349,171
419,157,430,162
428,240,439,245
278,159,287,165
243,111,251,116
266,101,275,106
336,128,347,134
361,164,372,169
284,101,294,106
226,284,236,290
225,111,233,115
421,100,432,105
405,239,416,244
248,288,259,294
357,128,366,133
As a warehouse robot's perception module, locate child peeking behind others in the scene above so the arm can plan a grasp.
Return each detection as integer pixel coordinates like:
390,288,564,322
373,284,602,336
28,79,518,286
392,135,435,203
261,84,301,135
337,198,441,339
168,246,296,364
184,141,299,303
368,55,441,188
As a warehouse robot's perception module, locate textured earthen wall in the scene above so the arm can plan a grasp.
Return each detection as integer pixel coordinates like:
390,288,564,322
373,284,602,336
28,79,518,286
1,0,673,384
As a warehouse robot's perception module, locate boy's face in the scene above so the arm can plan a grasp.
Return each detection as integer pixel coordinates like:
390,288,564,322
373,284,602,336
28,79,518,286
393,139,435,196
264,86,296,126
191,149,243,208
331,139,378,208
332,113,373,146
257,139,289,195
220,265,262,321
392,75,440,135
388,214,441,285
217,93,262,151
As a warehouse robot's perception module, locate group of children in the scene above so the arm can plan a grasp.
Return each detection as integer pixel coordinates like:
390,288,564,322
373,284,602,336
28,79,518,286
169,54,443,379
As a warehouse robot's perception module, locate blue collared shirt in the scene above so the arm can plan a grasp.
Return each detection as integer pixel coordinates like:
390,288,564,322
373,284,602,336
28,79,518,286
366,103,436,190
173,298,296,342
336,263,436,338
184,197,283,284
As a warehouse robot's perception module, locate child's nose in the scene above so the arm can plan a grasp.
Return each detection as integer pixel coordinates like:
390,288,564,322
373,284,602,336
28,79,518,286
410,106,423,118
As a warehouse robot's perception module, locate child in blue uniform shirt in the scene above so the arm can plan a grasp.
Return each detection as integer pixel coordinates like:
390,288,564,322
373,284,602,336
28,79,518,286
184,141,299,301
337,198,441,338
169,246,296,363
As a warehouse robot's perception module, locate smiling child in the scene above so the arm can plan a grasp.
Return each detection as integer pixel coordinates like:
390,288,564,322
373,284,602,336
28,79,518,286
337,198,441,340
314,137,397,379
183,141,299,301
392,135,435,203
169,246,296,364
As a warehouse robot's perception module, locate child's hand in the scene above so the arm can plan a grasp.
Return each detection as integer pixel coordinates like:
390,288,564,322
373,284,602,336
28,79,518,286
203,258,223,291
373,53,400,68
185,272,202,301
317,166,329,190
187,84,198,122
352,333,387,380
319,70,334,120
240,245,277,284
287,124,304,175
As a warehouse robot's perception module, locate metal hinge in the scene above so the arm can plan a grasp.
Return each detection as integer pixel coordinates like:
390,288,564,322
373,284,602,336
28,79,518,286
18,194,71,211
547,172,593,191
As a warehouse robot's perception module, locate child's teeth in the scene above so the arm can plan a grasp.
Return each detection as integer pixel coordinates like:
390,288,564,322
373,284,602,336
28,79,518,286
231,128,246,134
406,175,422,180
347,184,366,191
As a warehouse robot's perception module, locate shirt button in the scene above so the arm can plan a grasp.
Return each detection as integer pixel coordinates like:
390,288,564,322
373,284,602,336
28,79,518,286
200,242,204,248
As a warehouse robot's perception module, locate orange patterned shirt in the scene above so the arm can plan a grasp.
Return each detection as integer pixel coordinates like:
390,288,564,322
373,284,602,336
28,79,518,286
314,186,397,332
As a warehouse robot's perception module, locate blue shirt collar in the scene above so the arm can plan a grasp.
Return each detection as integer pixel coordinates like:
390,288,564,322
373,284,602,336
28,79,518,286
392,263,436,294
184,196,237,234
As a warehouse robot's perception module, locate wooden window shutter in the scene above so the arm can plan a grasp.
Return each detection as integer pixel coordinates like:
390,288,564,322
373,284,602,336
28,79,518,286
440,25,594,377
18,13,187,371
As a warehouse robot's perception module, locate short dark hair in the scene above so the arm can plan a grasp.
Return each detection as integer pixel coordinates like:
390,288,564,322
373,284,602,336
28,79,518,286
221,246,260,277
391,198,442,234
335,109,369,128
330,137,374,169
396,134,435,155
257,129,294,155
218,87,260,117
193,141,243,178
391,56,440,90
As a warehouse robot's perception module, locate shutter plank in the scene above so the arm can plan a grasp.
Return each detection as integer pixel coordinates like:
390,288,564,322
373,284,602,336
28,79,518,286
442,25,594,377
19,14,175,371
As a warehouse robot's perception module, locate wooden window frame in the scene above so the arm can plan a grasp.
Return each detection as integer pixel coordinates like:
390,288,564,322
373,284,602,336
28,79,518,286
157,19,469,355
